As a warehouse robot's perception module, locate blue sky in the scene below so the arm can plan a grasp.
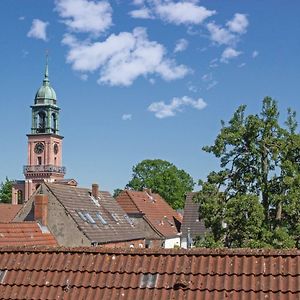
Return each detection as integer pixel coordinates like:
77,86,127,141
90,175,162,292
0,0,300,192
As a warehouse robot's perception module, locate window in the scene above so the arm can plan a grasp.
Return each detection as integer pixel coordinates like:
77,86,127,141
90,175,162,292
110,213,119,222
37,156,42,165
77,211,87,221
124,215,134,226
17,190,23,204
96,212,108,225
85,213,96,224
139,273,158,288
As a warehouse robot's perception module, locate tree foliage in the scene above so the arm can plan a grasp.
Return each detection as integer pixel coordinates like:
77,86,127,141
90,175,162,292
126,159,194,209
195,97,300,249
0,177,13,203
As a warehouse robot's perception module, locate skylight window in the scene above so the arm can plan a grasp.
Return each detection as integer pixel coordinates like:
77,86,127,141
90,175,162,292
85,213,96,224
77,211,87,222
110,213,119,222
124,214,134,226
90,195,100,207
96,212,108,225
140,273,158,288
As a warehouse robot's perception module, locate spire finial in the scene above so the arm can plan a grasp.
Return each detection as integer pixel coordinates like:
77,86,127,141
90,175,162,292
45,49,49,79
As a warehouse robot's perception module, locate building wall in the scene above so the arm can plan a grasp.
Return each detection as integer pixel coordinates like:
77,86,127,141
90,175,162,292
102,239,145,248
14,191,91,247
164,237,181,249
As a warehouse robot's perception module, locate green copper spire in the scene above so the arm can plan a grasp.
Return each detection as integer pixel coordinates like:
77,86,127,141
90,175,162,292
43,52,49,85
34,53,57,105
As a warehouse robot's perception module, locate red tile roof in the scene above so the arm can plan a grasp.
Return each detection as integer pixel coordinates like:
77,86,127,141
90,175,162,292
44,183,145,244
116,190,182,238
0,204,22,223
0,222,57,246
0,247,299,299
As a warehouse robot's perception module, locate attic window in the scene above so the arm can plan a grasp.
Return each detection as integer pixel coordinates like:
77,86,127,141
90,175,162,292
89,194,100,207
96,212,108,225
110,213,119,222
77,211,87,222
140,273,158,288
124,214,134,226
0,270,7,283
85,213,96,224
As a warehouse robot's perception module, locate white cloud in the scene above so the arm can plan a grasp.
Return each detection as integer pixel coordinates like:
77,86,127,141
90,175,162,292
220,47,241,63
148,96,207,118
226,13,249,34
206,22,236,46
174,38,188,53
19,16,25,21
129,8,153,19
154,1,216,25
80,74,88,81
238,62,246,68
55,0,112,35
201,73,212,82
122,114,132,121
131,0,215,25
63,27,189,86
207,13,249,47
27,19,49,41
252,50,259,58
207,80,218,90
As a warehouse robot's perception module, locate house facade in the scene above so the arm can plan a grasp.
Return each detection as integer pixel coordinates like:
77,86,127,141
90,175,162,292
14,183,145,248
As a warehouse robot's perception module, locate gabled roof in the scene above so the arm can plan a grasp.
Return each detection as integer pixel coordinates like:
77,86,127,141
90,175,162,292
0,247,299,299
0,204,22,223
116,190,182,238
44,183,145,244
181,192,207,239
0,222,57,246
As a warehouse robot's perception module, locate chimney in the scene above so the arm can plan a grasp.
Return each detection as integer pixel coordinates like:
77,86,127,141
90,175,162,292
92,183,99,199
34,194,48,226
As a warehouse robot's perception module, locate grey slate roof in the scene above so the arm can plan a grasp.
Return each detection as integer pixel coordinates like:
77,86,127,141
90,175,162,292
181,192,207,239
44,183,145,244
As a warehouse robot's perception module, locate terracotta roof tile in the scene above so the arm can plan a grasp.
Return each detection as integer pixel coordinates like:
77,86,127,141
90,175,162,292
0,222,57,246
181,192,208,239
0,247,299,299
0,204,22,223
44,184,145,244
116,190,182,238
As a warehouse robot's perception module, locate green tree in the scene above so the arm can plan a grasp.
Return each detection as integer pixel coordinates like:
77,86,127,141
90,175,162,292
126,159,194,209
195,97,300,249
0,177,13,203
113,188,122,198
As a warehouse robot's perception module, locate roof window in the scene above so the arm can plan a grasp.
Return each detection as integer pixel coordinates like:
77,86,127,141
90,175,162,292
140,273,158,288
124,214,134,226
110,213,119,222
77,211,87,222
96,212,108,225
85,213,96,224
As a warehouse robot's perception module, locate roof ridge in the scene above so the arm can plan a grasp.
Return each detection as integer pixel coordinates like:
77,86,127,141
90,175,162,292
0,246,299,256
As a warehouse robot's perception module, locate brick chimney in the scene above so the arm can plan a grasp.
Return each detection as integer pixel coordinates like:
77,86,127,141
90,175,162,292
34,194,48,226
92,183,99,199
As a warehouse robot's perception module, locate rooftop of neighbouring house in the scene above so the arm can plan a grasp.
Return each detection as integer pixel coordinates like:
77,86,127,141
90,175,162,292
0,204,22,223
0,222,57,246
41,183,145,244
181,192,208,239
0,246,299,299
116,190,182,238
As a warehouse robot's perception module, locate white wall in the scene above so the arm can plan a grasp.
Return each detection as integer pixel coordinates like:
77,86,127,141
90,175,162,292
164,237,180,249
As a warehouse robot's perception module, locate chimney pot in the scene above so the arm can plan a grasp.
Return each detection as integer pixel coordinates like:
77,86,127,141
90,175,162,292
34,194,48,226
92,183,99,199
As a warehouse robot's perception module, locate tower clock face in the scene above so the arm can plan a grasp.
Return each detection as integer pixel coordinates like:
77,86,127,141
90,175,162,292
54,143,59,154
34,142,44,154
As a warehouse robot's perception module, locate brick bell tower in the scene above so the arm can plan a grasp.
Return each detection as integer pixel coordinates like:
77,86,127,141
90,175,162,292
12,56,66,204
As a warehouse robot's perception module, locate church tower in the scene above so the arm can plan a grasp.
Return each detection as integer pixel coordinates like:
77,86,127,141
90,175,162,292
12,57,66,203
